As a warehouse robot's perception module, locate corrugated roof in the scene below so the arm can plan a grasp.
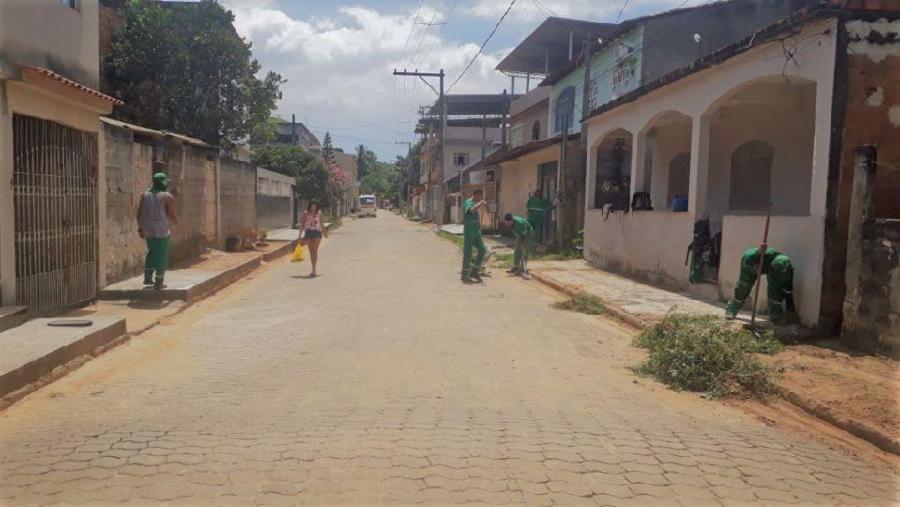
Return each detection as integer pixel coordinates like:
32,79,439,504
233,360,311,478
495,17,616,75
101,117,215,149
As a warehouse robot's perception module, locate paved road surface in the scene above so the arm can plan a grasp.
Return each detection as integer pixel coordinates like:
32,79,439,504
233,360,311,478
0,213,896,505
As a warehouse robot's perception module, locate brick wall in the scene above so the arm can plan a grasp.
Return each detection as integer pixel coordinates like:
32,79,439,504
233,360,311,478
220,158,258,242
844,219,900,357
819,16,900,332
102,122,222,283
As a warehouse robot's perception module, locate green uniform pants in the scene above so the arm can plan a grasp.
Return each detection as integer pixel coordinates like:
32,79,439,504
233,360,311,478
462,227,486,277
528,213,544,243
726,249,795,321
514,233,533,272
144,237,171,283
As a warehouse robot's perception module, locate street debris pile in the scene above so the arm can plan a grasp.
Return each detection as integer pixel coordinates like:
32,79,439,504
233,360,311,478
552,292,606,316
633,314,784,398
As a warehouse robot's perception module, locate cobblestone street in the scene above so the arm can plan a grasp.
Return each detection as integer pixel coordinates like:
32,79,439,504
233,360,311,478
0,213,896,506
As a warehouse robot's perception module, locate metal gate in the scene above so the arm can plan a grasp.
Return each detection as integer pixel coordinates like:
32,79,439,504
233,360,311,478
13,115,99,315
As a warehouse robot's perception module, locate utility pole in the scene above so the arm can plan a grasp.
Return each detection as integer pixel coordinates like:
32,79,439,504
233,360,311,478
393,69,445,222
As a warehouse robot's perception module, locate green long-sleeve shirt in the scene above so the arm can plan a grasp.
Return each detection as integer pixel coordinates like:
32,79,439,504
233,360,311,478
510,215,534,238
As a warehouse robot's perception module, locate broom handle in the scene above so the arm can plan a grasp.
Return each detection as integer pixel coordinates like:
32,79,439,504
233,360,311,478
750,202,773,327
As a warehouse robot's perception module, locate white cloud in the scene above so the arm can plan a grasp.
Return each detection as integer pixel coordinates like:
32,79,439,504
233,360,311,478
223,1,509,159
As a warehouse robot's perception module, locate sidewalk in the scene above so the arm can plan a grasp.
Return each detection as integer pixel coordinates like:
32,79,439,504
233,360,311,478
529,259,741,328
0,237,298,409
528,258,900,457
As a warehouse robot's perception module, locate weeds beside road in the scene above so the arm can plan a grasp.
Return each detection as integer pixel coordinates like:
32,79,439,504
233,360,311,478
634,314,784,398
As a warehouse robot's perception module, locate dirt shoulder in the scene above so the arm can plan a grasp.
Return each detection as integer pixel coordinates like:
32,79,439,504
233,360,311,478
760,340,899,456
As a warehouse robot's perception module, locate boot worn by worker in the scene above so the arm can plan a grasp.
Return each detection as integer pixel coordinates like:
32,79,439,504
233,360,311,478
154,278,167,290
143,271,154,286
724,299,743,320
470,270,484,283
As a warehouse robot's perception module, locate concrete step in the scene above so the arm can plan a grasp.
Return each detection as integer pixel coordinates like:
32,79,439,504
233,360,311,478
0,316,126,398
0,306,27,333
98,256,261,303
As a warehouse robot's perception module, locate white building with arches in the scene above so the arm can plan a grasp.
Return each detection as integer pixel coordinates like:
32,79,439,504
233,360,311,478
580,5,900,332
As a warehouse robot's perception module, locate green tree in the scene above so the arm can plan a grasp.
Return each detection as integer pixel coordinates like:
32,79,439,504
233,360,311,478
251,145,330,205
360,161,400,202
104,0,283,147
355,144,377,180
249,116,282,145
321,132,335,165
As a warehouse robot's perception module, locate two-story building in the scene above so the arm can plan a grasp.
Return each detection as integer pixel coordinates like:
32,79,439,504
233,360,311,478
487,17,615,246
415,95,506,224
1,0,121,315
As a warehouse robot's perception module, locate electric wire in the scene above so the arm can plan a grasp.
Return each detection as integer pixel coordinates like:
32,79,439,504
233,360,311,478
446,0,518,92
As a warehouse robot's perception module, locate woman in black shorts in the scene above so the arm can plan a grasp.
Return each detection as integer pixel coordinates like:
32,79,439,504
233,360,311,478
299,200,327,277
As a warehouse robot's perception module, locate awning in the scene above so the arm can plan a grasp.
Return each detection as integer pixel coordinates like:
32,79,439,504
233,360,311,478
21,65,123,110
482,133,580,166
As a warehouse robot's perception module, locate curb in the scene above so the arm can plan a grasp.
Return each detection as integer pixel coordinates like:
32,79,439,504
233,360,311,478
776,385,900,456
528,268,900,456
262,240,297,262
0,318,127,405
529,270,649,330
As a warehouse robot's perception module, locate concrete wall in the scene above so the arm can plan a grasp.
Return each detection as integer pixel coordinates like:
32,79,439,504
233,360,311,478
821,17,900,333
498,158,539,219
640,0,815,84
510,100,549,149
220,158,257,242
844,219,900,357
707,82,816,217
101,122,221,283
257,167,294,231
584,211,694,289
0,0,101,88
550,27,643,136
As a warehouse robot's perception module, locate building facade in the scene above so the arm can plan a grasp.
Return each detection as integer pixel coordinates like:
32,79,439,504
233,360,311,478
0,0,120,314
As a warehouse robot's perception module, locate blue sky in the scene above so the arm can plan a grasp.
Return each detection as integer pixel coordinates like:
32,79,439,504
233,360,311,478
218,0,693,160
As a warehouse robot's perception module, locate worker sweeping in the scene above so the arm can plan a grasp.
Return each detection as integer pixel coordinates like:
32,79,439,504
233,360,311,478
725,243,795,323
526,189,552,244
461,189,488,284
503,213,534,279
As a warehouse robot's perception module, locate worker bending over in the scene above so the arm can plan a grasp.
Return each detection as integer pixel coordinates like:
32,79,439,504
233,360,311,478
503,213,534,279
725,243,795,323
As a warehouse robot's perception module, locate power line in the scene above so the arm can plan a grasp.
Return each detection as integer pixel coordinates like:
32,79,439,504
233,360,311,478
408,0,443,67
400,0,426,64
615,0,631,23
446,0,518,92
417,0,460,68
531,0,557,17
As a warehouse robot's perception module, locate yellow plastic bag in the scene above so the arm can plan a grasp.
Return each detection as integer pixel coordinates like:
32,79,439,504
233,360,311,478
291,243,306,262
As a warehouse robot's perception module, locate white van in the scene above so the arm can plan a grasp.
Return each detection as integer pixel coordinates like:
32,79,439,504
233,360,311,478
358,194,377,217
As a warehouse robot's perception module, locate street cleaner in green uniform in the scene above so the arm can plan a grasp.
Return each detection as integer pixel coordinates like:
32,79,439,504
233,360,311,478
725,243,795,323
461,189,488,284
137,169,178,290
503,213,534,279
526,189,552,244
